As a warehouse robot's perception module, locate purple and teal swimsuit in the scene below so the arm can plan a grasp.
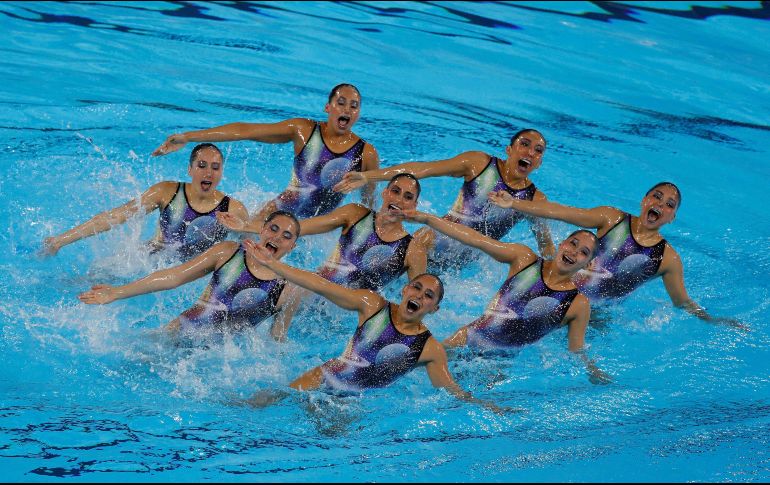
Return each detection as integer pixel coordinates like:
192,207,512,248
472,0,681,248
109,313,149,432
465,258,579,349
153,182,231,259
431,156,537,268
321,303,431,392
317,208,413,291
575,213,667,300
275,122,365,218
178,246,285,332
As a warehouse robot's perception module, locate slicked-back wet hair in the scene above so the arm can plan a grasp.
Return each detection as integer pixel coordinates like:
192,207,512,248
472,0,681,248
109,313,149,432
387,173,421,199
327,83,361,103
264,210,301,238
646,182,682,209
510,129,546,149
410,273,445,304
189,143,223,166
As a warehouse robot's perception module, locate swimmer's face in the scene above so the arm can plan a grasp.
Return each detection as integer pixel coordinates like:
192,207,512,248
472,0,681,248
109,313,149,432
324,85,361,135
258,215,299,259
188,146,223,194
640,185,679,230
399,275,441,321
555,232,596,273
381,177,419,213
505,131,545,178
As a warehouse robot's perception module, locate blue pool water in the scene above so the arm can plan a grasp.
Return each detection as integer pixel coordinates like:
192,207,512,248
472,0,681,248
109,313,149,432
2,1,769,481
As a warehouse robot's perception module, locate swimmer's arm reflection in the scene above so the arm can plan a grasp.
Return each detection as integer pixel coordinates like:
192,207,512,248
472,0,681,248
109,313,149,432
77,241,235,304
43,181,175,256
661,247,748,330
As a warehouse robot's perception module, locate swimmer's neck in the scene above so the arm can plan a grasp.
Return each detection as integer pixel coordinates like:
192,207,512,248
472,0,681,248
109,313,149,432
630,216,662,243
185,183,220,206
319,121,356,145
391,303,425,333
541,260,576,288
374,210,407,237
245,251,280,280
497,157,531,188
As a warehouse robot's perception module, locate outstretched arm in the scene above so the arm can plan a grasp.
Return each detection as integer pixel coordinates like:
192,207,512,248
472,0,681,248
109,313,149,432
566,295,612,384
488,191,620,232
243,239,381,314
78,241,236,304
43,181,173,256
152,118,311,156
421,339,513,414
400,210,526,265
661,246,748,330
333,151,487,194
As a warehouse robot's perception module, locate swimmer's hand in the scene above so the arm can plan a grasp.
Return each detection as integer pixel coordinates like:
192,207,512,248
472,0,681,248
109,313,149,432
78,284,117,305
217,212,247,232
333,172,368,193
152,133,188,157
41,236,62,257
488,190,518,209
483,402,526,415
243,239,274,266
392,209,432,224
588,368,613,385
711,316,750,332
231,389,290,409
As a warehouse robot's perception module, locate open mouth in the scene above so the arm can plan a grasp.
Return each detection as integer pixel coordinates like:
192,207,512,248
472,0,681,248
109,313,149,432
517,158,532,171
201,180,213,191
561,254,576,265
387,203,401,212
406,299,421,313
646,207,661,223
265,242,279,254
337,115,351,130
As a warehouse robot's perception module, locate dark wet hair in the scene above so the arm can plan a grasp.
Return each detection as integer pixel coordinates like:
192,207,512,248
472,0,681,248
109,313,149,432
410,273,445,304
327,83,361,103
646,182,682,208
189,143,223,166
387,173,421,199
565,229,599,259
264,210,301,238
510,128,546,149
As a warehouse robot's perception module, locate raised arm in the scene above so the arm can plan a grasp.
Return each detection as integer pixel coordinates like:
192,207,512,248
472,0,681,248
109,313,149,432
488,191,621,232
243,239,382,315
660,246,748,330
152,118,312,156
43,181,175,256
529,191,556,259
401,210,526,265
299,204,365,236
333,151,488,194
565,295,612,384
78,241,236,305
360,144,380,209
420,338,512,414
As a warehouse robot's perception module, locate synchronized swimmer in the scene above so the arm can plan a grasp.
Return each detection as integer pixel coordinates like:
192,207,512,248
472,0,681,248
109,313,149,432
50,82,746,412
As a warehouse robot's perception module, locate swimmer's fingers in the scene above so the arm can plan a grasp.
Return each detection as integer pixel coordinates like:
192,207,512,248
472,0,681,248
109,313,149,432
78,290,109,305
487,190,515,208
151,134,186,157
719,317,750,332
217,212,245,231
243,239,272,265
589,370,613,385
332,172,367,193
397,209,429,223
41,237,60,256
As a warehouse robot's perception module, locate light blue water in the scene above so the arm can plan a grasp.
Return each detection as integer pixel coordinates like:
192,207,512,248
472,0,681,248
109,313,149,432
1,1,769,481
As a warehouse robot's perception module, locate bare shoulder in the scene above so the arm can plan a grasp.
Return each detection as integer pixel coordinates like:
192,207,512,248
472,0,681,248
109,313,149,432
659,242,682,274
419,336,447,364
